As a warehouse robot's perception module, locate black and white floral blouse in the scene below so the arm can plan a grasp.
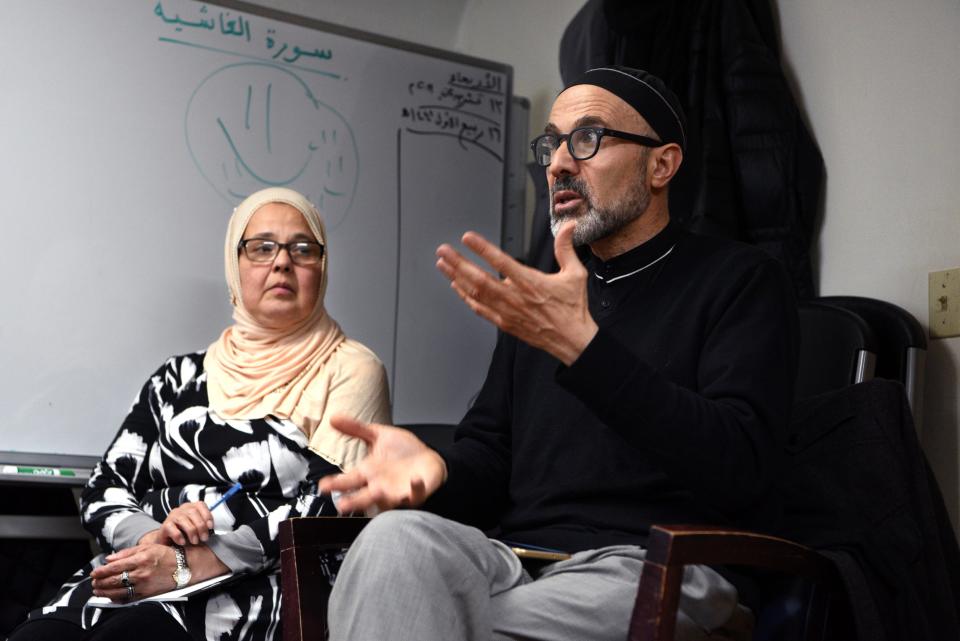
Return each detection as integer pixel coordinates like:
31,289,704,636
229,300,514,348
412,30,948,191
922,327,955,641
29,352,348,640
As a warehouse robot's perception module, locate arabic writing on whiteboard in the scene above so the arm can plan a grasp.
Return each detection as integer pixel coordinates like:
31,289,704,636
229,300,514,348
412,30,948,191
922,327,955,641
401,72,506,162
154,1,335,71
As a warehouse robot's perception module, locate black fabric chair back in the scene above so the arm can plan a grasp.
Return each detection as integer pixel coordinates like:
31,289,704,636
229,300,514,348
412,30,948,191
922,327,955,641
795,301,877,400
818,295,926,431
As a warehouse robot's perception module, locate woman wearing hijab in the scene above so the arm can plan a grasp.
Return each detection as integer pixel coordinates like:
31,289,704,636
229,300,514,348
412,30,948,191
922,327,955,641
8,188,390,641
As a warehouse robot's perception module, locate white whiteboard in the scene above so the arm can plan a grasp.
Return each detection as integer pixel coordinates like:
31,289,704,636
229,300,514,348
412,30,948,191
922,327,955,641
0,0,510,457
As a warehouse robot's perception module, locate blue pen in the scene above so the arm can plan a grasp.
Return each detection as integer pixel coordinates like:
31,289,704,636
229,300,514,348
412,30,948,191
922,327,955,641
210,481,243,510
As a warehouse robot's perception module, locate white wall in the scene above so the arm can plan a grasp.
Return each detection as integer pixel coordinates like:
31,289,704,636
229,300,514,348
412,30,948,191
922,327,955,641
774,0,960,531
455,0,585,133
248,0,960,532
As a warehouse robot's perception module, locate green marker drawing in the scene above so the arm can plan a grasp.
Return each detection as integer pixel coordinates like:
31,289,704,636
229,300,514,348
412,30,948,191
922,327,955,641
185,62,359,230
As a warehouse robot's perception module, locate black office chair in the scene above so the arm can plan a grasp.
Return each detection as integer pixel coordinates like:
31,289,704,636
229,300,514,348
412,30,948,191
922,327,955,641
818,296,927,432
795,301,877,400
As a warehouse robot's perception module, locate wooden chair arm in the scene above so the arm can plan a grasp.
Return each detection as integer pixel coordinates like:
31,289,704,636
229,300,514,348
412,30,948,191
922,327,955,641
280,516,372,641
280,515,372,550
629,525,838,641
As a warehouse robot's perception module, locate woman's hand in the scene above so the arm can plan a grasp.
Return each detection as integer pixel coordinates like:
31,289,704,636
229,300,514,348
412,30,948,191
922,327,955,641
137,529,165,546
318,415,447,514
138,501,215,546
90,543,231,602
89,543,178,601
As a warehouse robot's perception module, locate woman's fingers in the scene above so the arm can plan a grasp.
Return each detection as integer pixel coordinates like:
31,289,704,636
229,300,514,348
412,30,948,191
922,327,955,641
165,515,196,545
95,586,137,602
180,505,211,543
137,529,167,546
162,519,188,546
101,546,138,565
160,502,214,545
91,556,141,594
93,544,178,600
188,501,215,531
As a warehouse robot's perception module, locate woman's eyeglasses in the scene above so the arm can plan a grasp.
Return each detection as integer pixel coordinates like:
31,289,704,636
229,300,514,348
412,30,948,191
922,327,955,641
238,239,325,265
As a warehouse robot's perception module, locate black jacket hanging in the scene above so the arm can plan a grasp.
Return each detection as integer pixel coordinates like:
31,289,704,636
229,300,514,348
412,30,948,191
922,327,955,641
552,0,823,299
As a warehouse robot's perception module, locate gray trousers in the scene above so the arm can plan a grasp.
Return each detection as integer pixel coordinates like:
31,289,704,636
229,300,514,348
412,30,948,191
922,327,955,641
327,511,749,641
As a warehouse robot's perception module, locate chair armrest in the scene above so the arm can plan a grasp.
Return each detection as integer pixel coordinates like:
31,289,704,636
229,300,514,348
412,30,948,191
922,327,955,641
629,525,838,641
280,517,372,641
280,516,372,551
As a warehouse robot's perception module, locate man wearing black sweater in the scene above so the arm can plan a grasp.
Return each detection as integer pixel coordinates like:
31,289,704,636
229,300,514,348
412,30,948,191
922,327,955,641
321,67,798,641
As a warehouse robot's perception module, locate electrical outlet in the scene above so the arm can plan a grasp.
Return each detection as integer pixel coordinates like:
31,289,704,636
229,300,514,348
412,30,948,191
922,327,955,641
929,268,960,338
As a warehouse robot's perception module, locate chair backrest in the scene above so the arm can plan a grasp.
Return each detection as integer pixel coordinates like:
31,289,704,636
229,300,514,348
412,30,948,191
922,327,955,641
817,296,926,433
795,301,877,400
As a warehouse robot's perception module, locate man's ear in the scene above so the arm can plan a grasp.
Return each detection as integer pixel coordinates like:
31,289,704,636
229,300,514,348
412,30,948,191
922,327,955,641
649,144,683,188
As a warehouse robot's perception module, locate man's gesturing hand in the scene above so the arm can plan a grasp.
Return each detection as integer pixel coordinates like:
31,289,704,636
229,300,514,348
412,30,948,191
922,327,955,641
318,415,447,514
435,220,598,366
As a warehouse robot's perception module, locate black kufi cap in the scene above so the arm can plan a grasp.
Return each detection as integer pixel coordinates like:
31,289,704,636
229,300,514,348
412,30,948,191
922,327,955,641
563,66,687,151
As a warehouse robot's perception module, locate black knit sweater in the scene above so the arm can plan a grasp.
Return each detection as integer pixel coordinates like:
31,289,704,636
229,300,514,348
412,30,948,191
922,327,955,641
429,220,799,552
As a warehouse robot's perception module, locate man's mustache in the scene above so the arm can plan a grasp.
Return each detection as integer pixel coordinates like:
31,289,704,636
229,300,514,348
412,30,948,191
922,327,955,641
551,177,588,198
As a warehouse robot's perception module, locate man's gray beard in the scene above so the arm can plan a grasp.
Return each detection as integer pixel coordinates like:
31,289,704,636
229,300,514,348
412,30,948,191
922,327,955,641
550,178,651,246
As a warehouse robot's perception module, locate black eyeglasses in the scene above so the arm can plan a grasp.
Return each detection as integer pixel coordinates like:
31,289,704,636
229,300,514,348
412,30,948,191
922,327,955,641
238,239,325,265
530,126,663,167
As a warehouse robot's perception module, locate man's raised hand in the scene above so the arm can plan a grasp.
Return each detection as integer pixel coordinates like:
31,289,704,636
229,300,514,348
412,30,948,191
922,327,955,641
435,219,598,366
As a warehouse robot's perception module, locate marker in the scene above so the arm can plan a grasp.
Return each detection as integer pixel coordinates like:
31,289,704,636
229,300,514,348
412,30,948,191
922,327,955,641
500,540,566,553
210,482,243,510
1,465,77,477
509,547,571,562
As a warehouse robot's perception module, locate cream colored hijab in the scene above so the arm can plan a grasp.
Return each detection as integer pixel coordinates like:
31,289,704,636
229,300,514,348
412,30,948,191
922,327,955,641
204,187,346,439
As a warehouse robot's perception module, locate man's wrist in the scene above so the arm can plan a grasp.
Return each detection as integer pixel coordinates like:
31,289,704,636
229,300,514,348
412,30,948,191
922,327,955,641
557,320,599,366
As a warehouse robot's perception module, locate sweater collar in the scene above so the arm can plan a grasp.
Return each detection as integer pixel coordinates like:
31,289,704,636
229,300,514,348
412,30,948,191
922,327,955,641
586,219,680,285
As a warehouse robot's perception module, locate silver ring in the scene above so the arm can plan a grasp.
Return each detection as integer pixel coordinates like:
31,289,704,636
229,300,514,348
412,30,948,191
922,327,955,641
126,585,136,600
120,570,131,588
